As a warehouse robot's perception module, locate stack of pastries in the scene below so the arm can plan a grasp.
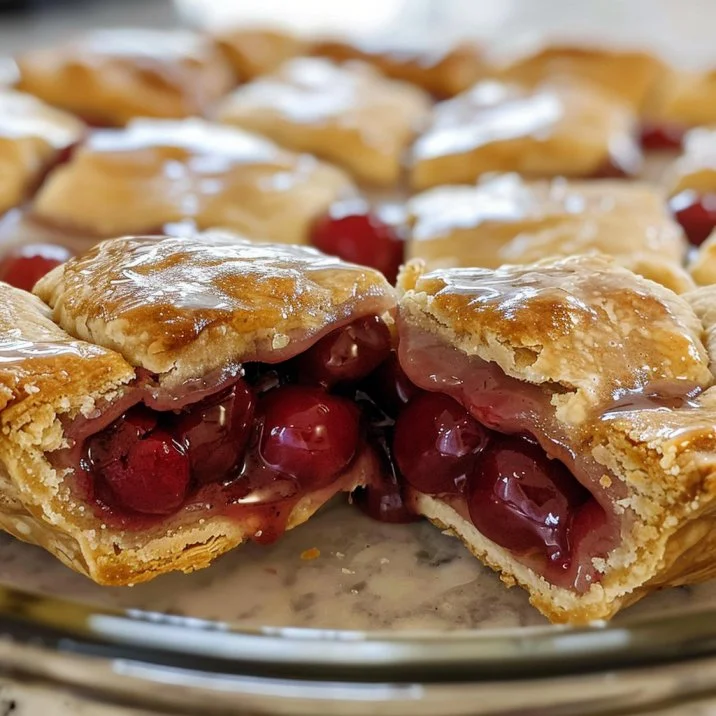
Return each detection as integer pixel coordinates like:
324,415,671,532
3,26,716,625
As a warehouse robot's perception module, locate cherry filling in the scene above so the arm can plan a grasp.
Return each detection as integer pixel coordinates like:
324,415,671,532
391,326,621,592
69,316,393,539
310,201,405,283
175,382,255,485
296,315,392,388
466,436,593,570
86,408,191,515
258,386,360,489
0,243,74,291
669,190,716,246
640,122,685,151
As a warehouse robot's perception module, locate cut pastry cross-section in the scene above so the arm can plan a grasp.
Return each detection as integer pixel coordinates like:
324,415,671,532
217,57,432,187
0,232,398,586
30,118,355,245
15,29,236,126
395,255,716,623
0,89,84,217
409,78,642,191
667,128,716,247
406,173,692,293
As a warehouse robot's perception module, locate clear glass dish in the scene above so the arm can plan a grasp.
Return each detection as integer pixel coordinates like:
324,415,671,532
3,503,716,715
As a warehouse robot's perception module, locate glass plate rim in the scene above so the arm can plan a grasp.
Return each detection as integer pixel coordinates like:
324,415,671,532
3,582,716,683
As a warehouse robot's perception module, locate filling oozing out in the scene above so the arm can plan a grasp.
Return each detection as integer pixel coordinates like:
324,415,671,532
640,122,685,151
0,243,74,291
310,200,405,284
669,190,716,246
390,326,621,593
65,315,395,543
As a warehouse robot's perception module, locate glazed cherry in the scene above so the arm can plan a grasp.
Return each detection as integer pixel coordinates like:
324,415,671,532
258,385,360,488
394,392,489,495
296,316,392,387
0,244,73,291
361,352,420,417
466,436,591,566
670,190,716,246
640,123,684,151
175,380,255,484
311,201,404,283
87,408,190,516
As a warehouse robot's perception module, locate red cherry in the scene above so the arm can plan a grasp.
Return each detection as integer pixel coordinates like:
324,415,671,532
258,385,360,489
640,122,684,151
393,392,489,495
175,380,255,485
466,436,590,566
0,244,73,292
311,201,404,283
670,190,716,246
296,316,392,388
361,352,420,417
87,408,190,516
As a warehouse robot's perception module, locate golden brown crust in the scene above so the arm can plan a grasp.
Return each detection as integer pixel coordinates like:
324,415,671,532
15,29,236,126
217,57,432,186
214,28,307,80
406,174,688,291
644,68,716,129
31,118,355,243
35,232,396,386
409,79,641,191
667,127,716,196
689,231,716,286
310,39,486,98
0,90,84,215
398,257,716,623
499,44,665,111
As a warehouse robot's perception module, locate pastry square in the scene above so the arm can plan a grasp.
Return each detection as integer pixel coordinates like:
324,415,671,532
688,232,716,286
499,44,664,111
310,38,486,98
214,28,307,80
409,78,642,191
643,69,716,148
666,128,716,247
15,29,236,126
0,90,84,216
217,57,432,186
406,174,692,293
395,255,716,623
31,118,355,244
0,232,396,585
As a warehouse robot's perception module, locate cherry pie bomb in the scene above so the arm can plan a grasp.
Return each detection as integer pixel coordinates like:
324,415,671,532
392,256,716,622
0,233,400,585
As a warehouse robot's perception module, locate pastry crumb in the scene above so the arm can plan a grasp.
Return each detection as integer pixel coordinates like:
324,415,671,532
300,547,321,561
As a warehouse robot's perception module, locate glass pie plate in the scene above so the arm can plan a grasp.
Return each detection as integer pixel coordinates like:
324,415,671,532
2,501,716,716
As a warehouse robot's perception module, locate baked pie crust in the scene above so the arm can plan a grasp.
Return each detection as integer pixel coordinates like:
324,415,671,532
0,90,84,216
31,118,355,244
217,57,432,186
644,69,716,135
409,78,642,191
396,255,716,623
310,38,486,98
0,232,397,585
499,44,665,111
406,173,692,293
214,28,307,80
15,29,236,126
